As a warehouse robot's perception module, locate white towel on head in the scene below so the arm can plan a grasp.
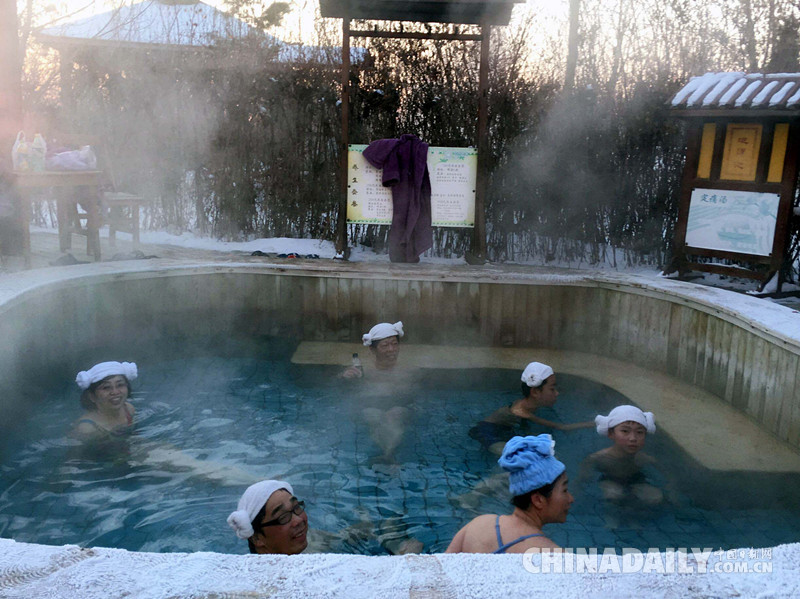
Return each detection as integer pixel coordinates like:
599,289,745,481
76,361,138,390
227,480,294,540
520,362,554,388
595,405,656,435
362,321,404,346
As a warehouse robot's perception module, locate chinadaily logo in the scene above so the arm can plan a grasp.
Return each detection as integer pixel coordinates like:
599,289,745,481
522,548,773,574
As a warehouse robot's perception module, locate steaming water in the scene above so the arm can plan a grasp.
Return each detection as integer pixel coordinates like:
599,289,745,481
0,338,798,554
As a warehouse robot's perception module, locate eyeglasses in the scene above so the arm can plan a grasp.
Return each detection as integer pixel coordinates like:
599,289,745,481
258,501,306,528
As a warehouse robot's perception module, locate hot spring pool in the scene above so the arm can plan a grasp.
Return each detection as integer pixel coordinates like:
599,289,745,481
2,335,798,555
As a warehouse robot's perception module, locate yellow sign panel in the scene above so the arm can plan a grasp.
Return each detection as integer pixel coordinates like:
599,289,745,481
720,123,761,181
696,123,716,179
767,123,789,183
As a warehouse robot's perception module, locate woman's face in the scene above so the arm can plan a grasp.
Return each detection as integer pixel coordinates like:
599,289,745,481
371,336,400,368
540,473,573,524
530,374,558,406
90,375,129,411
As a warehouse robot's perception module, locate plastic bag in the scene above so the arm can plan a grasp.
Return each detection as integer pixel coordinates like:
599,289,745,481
31,133,47,171
11,131,30,171
46,145,97,171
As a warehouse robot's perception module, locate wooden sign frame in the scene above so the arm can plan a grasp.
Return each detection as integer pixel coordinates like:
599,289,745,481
666,118,800,289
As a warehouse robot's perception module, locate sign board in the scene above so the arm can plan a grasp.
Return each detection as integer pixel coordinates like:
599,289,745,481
719,123,762,181
686,188,780,256
346,144,476,227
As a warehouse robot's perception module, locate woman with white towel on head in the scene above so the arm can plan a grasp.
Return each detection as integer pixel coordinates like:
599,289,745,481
72,361,138,440
468,361,594,456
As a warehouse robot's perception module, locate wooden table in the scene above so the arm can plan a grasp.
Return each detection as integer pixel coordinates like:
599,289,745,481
12,170,103,267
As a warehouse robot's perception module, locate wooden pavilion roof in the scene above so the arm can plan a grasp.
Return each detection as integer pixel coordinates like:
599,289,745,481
670,72,800,117
319,0,523,26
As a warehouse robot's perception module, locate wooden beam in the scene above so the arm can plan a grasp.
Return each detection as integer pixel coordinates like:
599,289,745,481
336,14,352,256
682,262,767,280
685,179,782,194
684,246,772,264
665,121,701,275
349,30,482,41
772,121,800,290
472,22,489,261
0,0,22,170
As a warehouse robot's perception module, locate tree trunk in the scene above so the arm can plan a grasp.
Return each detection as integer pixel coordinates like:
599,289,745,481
608,0,627,96
564,0,580,90
741,0,760,72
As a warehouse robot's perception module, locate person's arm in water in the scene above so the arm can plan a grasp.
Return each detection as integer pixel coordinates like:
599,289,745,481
340,366,363,379
72,418,103,439
530,415,594,431
513,402,593,431
639,453,683,506
72,401,135,439
575,449,597,486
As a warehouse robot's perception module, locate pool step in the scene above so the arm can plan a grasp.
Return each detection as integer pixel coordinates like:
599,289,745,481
292,342,800,474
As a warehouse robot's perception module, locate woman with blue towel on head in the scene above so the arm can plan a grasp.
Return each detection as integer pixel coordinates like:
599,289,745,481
446,434,573,554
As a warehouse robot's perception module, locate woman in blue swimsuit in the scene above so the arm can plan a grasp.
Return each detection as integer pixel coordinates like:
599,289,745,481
445,434,574,554
72,361,138,441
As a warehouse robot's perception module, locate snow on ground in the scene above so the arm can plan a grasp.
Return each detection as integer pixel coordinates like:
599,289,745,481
108,227,800,302
31,225,468,265
1,538,798,599
27,223,800,311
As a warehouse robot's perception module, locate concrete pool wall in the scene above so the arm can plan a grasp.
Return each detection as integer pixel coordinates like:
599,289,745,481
1,260,799,450
2,260,800,597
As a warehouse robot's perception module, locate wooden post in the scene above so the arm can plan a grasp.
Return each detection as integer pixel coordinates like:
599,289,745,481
59,48,76,122
665,121,702,275
774,122,800,291
335,14,351,258
0,0,22,170
471,22,490,262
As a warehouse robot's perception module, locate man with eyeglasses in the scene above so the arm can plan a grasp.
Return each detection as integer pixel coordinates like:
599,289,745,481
227,480,308,555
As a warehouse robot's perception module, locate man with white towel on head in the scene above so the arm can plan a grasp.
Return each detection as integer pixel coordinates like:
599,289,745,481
228,479,423,554
228,480,309,555
341,321,415,466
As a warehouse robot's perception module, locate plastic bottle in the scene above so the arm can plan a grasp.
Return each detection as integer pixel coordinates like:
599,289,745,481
12,132,30,171
31,133,47,171
351,353,363,375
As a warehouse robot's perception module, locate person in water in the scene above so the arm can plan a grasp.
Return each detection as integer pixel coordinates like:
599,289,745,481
341,321,404,379
72,361,137,440
228,479,309,554
342,321,412,465
580,405,663,509
469,361,593,455
446,434,573,554
227,479,423,555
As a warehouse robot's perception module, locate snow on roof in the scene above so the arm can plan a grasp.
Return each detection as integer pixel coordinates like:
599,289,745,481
37,0,367,63
671,72,800,111
38,0,254,48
